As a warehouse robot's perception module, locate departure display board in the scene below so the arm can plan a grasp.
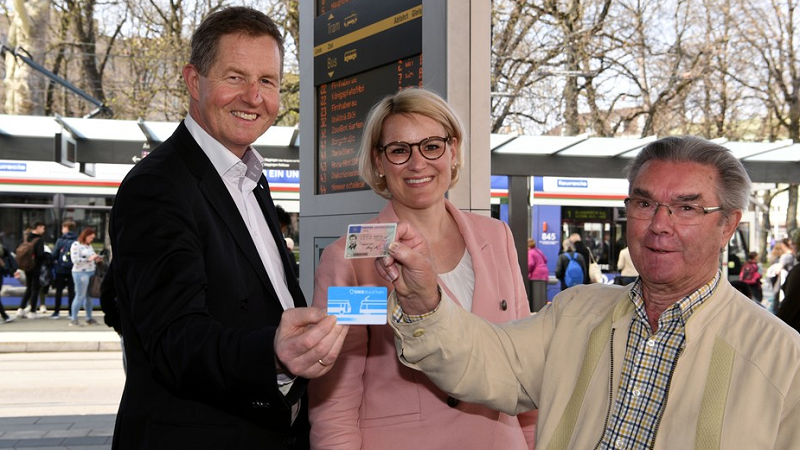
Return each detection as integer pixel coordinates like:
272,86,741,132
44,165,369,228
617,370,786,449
563,207,611,221
317,55,422,194
314,0,422,195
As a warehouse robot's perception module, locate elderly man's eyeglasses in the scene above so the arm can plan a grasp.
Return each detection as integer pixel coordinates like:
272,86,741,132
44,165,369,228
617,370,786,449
624,197,724,224
377,136,450,165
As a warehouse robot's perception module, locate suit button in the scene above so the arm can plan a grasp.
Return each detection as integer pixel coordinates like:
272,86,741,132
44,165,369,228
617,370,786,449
500,299,508,311
447,396,459,408
413,328,425,338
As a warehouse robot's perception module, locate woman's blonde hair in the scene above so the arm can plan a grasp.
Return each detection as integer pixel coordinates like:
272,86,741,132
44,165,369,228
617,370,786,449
357,88,466,199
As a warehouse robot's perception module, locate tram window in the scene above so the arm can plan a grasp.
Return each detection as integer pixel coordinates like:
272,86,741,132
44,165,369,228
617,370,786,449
0,194,113,249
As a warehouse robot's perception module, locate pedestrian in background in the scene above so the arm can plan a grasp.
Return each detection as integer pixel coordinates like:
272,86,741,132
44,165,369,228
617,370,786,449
51,221,77,319
568,232,592,284
69,228,102,327
739,251,763,303
0,243,17,323
555,239,585,291
615,245,638,285
15,222,46,319
36,243,54,315
527,237,549,312
276,204,299,278
778,229,800,333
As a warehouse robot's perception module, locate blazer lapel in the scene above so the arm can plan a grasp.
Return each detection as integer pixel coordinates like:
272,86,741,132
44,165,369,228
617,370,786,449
443,200,503,320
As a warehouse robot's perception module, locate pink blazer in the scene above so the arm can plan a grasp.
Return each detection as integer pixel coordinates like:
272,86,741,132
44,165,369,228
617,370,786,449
309,200,536,450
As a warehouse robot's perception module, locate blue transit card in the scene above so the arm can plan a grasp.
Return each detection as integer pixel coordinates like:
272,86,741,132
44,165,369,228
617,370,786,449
327,286,388,325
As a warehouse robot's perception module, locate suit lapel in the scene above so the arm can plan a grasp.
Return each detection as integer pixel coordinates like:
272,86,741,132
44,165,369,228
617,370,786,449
175,123,284,303
253,174,306,307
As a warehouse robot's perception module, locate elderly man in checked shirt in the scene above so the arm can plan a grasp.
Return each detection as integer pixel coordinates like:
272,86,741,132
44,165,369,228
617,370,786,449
376,136,800,450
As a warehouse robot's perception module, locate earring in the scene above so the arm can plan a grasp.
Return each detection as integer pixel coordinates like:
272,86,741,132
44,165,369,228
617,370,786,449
379,173,385,178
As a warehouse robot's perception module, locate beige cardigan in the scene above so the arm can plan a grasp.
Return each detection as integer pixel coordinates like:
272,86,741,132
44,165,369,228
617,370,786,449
391,281,800,449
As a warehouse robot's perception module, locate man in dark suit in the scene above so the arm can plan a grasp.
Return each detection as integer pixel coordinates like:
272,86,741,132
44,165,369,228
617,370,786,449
108,7,347,449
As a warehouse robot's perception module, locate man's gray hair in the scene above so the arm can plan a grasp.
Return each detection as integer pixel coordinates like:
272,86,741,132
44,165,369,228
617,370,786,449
624,136,751,215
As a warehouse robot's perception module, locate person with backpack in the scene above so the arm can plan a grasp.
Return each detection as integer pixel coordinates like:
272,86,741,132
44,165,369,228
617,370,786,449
51,221,77,319
555,239,586,291
14,221,46,320
569,233,593,284
739,251,763,303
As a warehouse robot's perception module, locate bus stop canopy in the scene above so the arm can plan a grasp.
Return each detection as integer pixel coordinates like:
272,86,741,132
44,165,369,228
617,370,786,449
0,114,300,165
490,134,800,183
1,114,799,183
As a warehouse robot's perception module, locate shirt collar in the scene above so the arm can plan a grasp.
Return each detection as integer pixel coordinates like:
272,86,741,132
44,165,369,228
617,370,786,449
184,114,264,191
629,270,721,328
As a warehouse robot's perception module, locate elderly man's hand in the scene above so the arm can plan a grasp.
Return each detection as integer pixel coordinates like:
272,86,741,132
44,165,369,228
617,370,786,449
374,221,441,315
274,307,348,378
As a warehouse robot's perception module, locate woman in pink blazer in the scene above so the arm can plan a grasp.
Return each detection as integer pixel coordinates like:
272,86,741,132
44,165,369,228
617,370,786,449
309,88,536,449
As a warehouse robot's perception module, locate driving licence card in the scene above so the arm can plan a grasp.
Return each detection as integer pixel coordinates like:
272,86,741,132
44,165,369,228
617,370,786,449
327,286,388,325
343,223,397,259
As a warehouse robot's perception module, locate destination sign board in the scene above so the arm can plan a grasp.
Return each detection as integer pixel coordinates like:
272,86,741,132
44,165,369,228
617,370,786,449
315,0,423,195
317,55,422,194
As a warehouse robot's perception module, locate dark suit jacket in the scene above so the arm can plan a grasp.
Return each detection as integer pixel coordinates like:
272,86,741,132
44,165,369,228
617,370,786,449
109,122,308,449
779,264,800,334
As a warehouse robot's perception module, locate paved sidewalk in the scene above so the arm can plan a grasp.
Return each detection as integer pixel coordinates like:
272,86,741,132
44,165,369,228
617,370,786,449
0,415,114,449
0,311,120,353
0,287,121,448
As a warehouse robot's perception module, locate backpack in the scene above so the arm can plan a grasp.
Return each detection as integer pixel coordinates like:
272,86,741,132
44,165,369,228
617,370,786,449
739,262,761,285
54,237,76,274
15,236,40,272
564,252,584,288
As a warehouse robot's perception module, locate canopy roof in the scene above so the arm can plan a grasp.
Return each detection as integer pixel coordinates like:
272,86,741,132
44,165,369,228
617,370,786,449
490,134,800,183
1,115,798,183
0,114,300,165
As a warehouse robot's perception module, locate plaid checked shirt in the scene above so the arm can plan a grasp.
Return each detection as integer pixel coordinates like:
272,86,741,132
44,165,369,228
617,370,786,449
597,272,720,449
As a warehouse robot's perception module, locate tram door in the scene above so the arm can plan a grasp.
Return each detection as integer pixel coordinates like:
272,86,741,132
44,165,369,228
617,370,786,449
561,206,625,274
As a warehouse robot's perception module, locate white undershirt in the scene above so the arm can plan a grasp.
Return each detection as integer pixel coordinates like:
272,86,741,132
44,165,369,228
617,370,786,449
438,249,475,312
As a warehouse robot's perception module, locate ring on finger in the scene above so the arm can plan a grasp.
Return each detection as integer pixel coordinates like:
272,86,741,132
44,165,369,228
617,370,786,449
317,359,328,367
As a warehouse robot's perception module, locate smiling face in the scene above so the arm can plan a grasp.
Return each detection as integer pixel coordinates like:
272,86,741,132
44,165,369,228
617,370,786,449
183,33,282,158
375,113,456,213
626,160,741,298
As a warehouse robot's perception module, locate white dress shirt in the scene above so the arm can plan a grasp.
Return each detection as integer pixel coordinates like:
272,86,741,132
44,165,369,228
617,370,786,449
184,115,298,418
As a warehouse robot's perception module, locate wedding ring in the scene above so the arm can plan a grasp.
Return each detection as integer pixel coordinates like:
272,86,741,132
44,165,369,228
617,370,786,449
317,359,328,367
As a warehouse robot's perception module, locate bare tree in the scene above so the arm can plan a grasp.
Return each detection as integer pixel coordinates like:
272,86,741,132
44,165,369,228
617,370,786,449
727,0,800,234
3,0,51,115
490,0,561,133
